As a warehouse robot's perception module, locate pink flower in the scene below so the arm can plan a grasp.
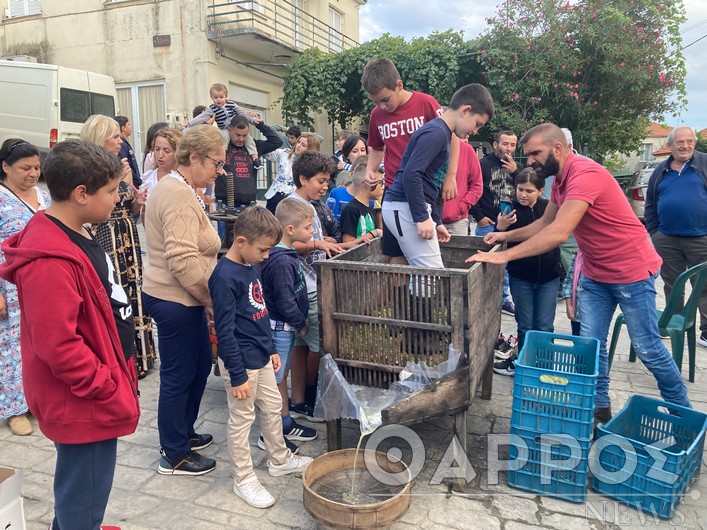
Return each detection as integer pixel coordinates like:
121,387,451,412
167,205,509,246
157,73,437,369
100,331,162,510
540,118,545,123
592,12,597,18
575,83,579,88
619,62,625,67
513,93,520,101
621,25,627,30
659,73,666,82
573,92,579,100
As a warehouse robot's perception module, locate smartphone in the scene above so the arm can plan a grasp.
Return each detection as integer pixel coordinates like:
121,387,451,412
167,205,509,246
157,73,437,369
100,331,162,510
499,201,513,215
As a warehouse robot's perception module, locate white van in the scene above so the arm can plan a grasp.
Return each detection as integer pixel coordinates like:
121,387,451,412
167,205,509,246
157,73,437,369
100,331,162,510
0,60,118,158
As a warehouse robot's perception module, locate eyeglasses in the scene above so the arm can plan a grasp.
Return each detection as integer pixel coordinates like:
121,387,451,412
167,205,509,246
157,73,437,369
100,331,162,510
205,155,226,170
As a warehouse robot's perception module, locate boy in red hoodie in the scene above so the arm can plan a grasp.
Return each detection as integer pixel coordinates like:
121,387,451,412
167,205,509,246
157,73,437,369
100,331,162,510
0,140,140,530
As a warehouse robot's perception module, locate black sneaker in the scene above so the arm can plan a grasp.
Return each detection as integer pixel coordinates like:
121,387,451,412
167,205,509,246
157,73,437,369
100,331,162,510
493,357,516,376
289,402,324,423
284,421,317,441
189,433,213,451
257,434,300,454
501,300,516,316
157,450,216,476
699,332,707,348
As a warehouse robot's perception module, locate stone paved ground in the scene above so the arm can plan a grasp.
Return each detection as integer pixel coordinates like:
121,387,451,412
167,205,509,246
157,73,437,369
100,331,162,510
2,226,705,529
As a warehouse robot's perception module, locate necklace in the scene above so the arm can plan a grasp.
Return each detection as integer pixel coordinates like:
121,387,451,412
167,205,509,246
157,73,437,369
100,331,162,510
170,170,206,211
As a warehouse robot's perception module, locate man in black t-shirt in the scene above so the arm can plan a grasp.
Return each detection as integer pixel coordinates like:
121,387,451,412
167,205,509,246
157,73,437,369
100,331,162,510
216,116,282,207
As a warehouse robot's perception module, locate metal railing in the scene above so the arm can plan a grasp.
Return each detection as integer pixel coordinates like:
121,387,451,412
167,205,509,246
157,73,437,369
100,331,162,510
207,0,358,54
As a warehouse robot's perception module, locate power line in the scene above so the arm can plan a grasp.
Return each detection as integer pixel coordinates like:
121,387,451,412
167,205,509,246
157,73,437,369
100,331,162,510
682,33,707,50
681,18,707,33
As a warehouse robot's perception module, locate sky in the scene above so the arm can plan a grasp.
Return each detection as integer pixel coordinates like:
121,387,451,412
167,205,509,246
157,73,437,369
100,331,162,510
359,0,707,131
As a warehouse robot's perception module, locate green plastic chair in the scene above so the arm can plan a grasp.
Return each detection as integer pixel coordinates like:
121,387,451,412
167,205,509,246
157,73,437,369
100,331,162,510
608,261,707,382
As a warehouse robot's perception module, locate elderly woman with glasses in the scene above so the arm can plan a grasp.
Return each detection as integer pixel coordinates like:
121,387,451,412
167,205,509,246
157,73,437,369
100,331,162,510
142,125,225,476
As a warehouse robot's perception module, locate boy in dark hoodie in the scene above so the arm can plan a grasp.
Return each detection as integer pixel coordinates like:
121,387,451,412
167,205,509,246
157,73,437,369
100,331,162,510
0,140,140,530
260,197,317,450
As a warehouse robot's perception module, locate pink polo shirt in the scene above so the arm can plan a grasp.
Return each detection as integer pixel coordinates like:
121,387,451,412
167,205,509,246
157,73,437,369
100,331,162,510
551,153,661,284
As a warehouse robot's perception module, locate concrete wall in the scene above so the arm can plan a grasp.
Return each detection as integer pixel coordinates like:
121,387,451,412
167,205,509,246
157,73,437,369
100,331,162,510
0,0,363,152
622,136,668,172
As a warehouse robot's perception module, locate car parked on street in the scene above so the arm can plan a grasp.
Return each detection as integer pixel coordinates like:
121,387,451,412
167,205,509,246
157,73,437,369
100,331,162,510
625,161,660,222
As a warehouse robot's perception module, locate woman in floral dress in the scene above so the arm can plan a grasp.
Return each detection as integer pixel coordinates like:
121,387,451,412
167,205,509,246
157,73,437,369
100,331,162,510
80,115,155,378
263,132,321,213
0,139,49,436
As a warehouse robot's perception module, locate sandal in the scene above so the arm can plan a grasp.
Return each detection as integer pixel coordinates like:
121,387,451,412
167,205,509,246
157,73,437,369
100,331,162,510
7,413,33,436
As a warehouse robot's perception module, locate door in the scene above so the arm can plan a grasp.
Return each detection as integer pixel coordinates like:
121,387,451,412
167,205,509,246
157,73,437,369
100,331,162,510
116,81,166,166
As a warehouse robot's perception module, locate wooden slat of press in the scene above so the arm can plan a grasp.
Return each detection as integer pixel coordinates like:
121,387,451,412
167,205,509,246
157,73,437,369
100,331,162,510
335,358,400,373
330,313,453,332
319,265,337,357
465,261,502,401
450,275,466,357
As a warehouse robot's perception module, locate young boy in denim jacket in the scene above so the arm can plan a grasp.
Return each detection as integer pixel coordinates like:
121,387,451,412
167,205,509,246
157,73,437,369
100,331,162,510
260,197,318,452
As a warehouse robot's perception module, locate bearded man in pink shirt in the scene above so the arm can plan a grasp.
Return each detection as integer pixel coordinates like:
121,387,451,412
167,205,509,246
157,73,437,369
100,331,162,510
467,123,691,432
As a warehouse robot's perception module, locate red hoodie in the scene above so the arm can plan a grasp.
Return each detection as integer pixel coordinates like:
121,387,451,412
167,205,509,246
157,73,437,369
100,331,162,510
442,141,484,225
0,212,140,443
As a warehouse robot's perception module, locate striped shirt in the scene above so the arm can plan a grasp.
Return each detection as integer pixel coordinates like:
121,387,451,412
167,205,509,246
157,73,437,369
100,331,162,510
188,99,253,130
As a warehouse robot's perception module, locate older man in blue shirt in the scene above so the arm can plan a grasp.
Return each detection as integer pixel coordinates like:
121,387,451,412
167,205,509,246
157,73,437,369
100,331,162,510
644,126,707,347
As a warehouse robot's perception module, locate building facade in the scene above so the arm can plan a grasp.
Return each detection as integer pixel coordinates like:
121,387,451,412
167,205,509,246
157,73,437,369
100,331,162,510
0,0,364,165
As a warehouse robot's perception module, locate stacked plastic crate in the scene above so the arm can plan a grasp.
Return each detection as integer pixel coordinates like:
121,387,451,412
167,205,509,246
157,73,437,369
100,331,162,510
508,331,599,502
593,395,707,519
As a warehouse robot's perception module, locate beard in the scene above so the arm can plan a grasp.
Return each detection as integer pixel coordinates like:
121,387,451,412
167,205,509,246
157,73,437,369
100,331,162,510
531,152,560,180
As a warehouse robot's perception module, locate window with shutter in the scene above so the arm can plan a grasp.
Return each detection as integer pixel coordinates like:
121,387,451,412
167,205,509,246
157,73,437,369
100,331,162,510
329,7,343,53
8,0,41,17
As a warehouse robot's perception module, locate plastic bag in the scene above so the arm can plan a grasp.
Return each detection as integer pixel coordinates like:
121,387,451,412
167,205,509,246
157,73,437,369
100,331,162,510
396,344,462,393
314,345,463,434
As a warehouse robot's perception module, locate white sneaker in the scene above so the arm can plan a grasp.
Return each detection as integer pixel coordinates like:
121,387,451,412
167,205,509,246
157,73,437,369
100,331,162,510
233,479,275,509
268,454,313,477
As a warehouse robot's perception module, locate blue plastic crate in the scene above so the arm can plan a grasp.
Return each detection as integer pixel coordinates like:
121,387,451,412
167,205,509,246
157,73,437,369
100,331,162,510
508,426,591,502
511,332,599,441
592,395,707,519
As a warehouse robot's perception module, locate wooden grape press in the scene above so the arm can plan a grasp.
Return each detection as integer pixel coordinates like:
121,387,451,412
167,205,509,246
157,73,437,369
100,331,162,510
316,236,504,491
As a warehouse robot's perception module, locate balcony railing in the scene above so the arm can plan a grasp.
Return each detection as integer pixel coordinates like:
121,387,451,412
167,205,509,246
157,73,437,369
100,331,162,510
207,0,358,54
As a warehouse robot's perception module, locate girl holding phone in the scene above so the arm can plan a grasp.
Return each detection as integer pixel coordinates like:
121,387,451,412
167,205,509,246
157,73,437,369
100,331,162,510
492,167,562,376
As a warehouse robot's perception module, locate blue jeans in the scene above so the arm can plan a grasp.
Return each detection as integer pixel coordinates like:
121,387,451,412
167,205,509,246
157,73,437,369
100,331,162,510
143,293,212,462
509,276,558,353
272,329,295,383
52,439,117,530
475,223,510,302
578,274,690,409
